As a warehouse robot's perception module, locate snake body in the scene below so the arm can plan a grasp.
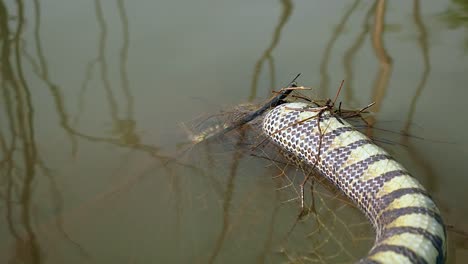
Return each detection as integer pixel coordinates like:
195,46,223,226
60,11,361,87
262,102,446,264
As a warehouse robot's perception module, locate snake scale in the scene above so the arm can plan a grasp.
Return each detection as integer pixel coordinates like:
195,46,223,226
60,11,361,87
262,102,447,264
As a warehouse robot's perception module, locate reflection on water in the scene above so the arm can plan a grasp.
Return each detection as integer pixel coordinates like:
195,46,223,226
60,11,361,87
343,2,376,105
95,0,119,124
0,0,41,263
206,131,246,264
319,0,361,98
25,0,78,156
93,0,138,146
0,0,467,263
440,0,468,51
400,0,438,194
404,0,431,135
319,0,393,113
116,0,134,121
250,0,293,101
0,0,177,262
369,0,393,121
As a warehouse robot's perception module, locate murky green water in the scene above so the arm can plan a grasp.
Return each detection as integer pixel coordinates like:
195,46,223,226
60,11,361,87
1,0,467,263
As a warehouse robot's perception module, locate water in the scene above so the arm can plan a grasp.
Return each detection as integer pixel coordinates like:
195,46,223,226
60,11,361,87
0,0,467,263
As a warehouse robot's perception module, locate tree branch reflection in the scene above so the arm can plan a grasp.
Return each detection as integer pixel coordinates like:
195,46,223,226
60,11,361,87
117,0,134,120
0,1,194,262
342,3,375,105
0,0,41,262
366,0,393,136
399,0,437,193
319,0,360,97
207,131,247,264
95,0,119,123
250,0,293,101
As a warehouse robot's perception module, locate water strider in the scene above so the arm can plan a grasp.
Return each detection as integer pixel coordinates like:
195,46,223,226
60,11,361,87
188,78,447,264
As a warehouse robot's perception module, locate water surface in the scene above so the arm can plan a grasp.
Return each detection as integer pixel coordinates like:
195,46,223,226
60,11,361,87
0,0,467,263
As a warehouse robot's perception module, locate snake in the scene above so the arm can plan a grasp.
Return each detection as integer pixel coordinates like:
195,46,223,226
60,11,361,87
262,102,447,264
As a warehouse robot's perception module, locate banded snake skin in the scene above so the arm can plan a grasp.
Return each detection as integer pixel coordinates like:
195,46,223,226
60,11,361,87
262,102,447,264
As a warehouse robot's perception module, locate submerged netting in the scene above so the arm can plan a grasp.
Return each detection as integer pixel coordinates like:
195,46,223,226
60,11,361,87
181,99,376,263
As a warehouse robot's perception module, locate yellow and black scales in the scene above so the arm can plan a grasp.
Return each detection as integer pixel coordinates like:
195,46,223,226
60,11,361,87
262,102,447,264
